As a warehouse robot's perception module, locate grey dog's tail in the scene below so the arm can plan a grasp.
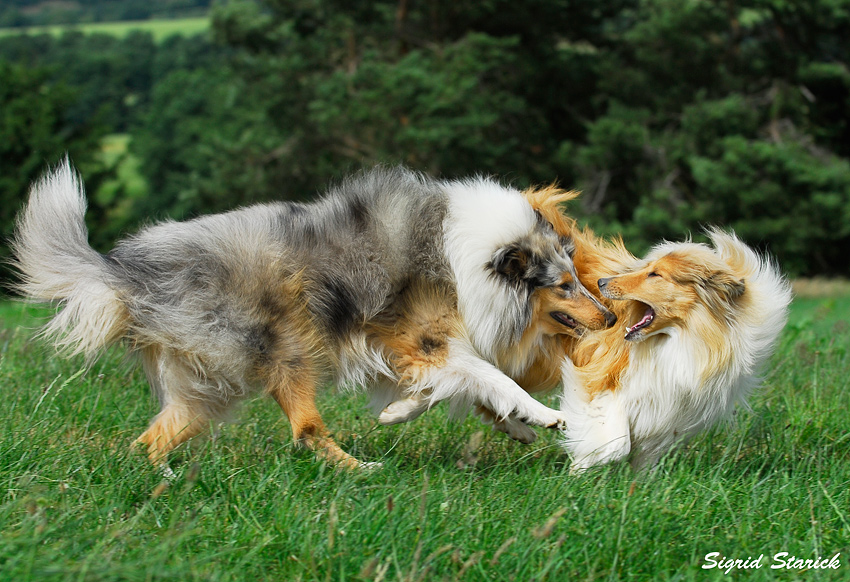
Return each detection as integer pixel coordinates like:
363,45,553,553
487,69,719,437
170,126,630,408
10,157,129,358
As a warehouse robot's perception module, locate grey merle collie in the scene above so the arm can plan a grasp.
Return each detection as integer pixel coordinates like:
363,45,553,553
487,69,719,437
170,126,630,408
11,159,614,468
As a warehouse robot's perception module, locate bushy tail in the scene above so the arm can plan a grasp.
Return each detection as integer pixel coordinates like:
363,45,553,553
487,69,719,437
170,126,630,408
705,227,792,373
10,157,129,358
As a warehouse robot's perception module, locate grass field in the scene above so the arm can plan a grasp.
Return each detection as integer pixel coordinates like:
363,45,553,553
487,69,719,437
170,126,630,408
0,16,209,41
0,287,848,581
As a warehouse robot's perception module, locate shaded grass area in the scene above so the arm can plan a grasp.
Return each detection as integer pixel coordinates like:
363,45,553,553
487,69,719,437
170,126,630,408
0,293,848,581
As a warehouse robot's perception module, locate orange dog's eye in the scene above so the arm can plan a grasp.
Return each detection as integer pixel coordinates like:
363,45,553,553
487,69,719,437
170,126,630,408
648,272,660,278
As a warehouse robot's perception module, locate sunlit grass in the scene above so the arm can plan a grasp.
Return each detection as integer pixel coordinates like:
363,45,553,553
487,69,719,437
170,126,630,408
0,292,848,581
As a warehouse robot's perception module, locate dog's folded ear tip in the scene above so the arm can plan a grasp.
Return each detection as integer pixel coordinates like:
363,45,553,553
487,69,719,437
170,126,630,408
707,272,746,299
490,243,529,279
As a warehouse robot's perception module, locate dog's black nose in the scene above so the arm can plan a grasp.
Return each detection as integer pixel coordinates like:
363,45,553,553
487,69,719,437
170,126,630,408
598,277,610,290
604,311,617,327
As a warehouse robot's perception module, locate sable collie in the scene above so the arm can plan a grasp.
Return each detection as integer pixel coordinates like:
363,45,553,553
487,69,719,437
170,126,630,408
521,191,792,470
11,159,614,468
560,228,791,470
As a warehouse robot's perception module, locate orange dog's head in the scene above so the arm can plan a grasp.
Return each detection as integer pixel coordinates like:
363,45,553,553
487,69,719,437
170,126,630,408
597,245,746,342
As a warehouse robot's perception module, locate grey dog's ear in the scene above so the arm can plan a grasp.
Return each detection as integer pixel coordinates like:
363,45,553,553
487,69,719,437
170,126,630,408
489,243,530,282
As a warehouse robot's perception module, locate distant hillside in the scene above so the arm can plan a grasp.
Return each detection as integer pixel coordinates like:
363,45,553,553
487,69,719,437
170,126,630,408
1,0,211,28
0,16,210,41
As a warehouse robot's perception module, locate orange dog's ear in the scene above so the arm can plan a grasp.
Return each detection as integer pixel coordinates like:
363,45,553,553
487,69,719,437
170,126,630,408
522,186,579,237
670,259,745,306
706,271,746,300
694,269,746,312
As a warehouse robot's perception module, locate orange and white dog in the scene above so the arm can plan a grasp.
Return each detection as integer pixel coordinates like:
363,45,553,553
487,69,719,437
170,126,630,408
524,190,792,470
560,227,791,470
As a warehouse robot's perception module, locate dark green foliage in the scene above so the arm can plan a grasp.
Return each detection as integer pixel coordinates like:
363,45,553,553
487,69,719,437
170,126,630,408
0,31,157,132
0,60,107,278
131,67,279,218
205,0,850,275
2,0,850,277
0,0,212,27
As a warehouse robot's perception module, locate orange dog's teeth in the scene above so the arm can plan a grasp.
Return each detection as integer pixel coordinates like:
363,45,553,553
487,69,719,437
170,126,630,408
626,312,653,336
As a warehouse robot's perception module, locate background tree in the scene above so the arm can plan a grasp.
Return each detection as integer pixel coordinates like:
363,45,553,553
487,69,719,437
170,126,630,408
1,0,849,278
0,60,109,277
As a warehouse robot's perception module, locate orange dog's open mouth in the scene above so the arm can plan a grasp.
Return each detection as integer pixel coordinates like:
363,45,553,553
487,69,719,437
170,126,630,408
625,303,655,340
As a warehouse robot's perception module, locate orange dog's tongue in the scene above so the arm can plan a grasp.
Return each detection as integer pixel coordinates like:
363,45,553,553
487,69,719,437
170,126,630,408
625,307,655,336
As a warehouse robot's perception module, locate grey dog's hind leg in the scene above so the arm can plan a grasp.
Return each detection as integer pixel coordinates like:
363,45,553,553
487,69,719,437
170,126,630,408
264,362,364,469
134,345,231,463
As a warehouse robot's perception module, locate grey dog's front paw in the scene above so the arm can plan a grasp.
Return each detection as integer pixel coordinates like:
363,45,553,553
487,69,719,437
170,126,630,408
378,397,429,425
547,417,568,431
516,405,567,431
